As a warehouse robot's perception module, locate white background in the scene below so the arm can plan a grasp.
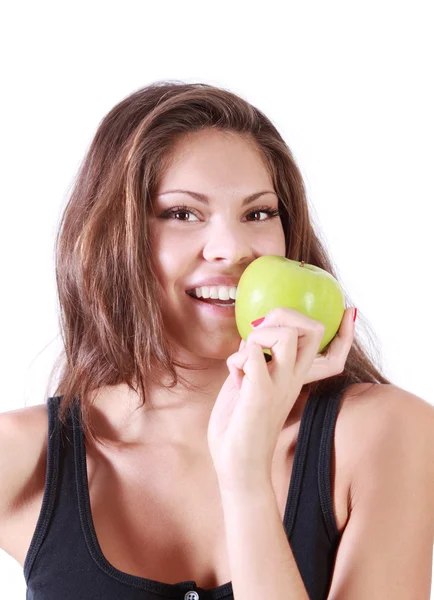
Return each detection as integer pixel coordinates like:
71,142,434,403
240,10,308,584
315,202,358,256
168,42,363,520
0,0,433,597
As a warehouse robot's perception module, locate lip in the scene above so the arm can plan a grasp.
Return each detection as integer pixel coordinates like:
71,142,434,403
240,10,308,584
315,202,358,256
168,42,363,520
185,292,236,317
185,275,241,292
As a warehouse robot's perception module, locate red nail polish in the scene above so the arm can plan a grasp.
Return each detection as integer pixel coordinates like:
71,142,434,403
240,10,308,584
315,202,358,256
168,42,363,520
353,308,358,322
251,317,265,327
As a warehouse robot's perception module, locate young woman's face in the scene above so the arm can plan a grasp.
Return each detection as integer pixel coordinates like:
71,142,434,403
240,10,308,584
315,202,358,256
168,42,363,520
148,129,286,363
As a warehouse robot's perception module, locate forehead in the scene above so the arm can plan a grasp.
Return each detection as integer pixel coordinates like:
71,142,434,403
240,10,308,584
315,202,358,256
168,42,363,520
156,130,273,194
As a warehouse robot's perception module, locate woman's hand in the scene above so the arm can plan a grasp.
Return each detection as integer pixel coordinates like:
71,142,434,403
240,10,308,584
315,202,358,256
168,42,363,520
207,306,356,493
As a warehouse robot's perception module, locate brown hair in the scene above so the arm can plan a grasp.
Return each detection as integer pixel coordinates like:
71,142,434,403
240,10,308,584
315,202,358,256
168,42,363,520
46,80,392,446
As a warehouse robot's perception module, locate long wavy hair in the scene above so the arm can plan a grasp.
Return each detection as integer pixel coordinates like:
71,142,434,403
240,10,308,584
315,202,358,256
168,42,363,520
46,80,392,446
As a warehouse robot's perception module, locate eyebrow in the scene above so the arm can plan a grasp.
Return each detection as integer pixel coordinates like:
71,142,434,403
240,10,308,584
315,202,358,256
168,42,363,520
157,189,278,207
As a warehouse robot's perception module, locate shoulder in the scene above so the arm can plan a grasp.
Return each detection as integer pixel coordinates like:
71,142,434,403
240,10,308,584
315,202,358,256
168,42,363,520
337,382,434,454
0,402,49,547
337,382,434,511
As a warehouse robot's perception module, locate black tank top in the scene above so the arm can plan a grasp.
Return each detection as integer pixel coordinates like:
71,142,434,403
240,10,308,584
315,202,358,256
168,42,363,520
24,386,347,600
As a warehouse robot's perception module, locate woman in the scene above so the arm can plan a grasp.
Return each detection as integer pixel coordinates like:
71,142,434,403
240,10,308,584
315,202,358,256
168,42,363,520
0,81,433,600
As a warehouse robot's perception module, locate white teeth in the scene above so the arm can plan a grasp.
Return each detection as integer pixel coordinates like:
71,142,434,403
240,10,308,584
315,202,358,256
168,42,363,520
193,285,237,300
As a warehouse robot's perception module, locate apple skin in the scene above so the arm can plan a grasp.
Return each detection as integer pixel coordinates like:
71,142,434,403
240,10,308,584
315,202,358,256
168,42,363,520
235,255,346,356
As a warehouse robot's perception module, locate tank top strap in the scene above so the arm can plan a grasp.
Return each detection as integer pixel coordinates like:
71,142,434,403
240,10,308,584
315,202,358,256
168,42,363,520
283,385,348,600
23,395,81,585
317,386,345,542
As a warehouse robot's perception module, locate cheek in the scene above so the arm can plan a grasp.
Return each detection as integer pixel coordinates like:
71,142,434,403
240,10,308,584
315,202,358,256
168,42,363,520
149,229,180,275
152,253,187,303
260,226,286,254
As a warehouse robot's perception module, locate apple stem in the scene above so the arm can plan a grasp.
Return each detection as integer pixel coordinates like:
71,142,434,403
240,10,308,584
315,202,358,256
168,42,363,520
300,261,305,267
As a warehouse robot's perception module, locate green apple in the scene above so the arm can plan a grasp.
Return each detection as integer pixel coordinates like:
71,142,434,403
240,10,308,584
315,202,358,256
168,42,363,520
235,255,346,357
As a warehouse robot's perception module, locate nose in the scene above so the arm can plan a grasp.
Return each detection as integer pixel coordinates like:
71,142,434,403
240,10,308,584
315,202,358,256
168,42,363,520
201,218,253,264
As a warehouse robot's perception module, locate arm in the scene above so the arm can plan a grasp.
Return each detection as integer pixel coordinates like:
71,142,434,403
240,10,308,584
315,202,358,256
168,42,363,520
0,405,48,552
327,386,434,599
220,484,309,600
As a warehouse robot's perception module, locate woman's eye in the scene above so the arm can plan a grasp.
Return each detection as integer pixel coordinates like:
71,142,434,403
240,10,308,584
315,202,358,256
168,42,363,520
246,208,281,222
167,208,199,222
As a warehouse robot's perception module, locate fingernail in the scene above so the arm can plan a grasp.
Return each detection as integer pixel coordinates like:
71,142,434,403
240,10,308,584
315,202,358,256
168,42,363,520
251,317,265,327
353,308,358,322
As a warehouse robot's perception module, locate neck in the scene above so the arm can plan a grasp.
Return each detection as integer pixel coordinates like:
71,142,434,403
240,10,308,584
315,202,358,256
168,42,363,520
87,380,310,453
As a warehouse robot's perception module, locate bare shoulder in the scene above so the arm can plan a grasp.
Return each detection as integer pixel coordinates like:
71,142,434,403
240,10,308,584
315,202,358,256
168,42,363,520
336,382,434,508
0,403,49,550
337,382,434,447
